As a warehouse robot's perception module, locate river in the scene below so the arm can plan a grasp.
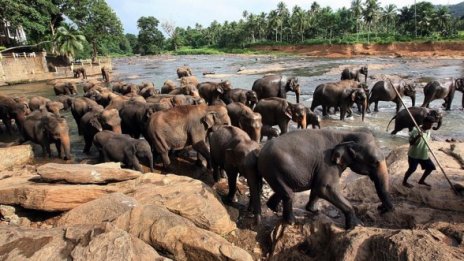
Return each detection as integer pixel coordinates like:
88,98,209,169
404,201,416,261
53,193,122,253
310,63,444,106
1,54,464,161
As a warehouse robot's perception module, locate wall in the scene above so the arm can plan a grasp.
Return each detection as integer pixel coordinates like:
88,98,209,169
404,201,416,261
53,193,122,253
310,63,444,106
0,52,112,86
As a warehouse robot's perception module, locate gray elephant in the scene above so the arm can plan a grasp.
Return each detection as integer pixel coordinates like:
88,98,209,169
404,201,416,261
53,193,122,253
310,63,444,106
421,79,464,110
225,88,258,108
168,84,200,97
93,131,154,172
139,85,158,98
54,82,78,96
311,80,367,121
161,80,177,94
73,67,87,79
341,66,368,83
71,97,102,135
119,100,158,139
55,95,74,111
101,67,110,82
145,104,223,169
386,107,442,135
209,126,261,223
254,97,306,136
21,111,72,160
297,107,320,129
261,125,279,141
0,95,29,134
80,108,122,153
226,102,262,142
45,101,64,116
29,96,51,111
257,129,393,229
369,81,416,112
252,75,300,103
177,66,193,78
198,81,232,105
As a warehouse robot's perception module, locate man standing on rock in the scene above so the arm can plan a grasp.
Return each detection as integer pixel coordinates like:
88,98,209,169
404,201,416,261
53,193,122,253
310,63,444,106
403,116,436,188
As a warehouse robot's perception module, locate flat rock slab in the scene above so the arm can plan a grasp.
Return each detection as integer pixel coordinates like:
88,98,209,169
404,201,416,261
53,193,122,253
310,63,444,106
0,175,136,212
0,224,169,261
0,145,33,171
37,162,142,184
114,204,252,261
134,173,236,235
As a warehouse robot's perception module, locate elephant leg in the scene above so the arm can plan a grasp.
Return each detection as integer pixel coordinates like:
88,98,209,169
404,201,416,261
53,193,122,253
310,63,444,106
322,105,328,116
83,138,92,154
212,160,221,182
55,140,62,158
247,174,262,225
279,121,289,135
305,190,320,214
375,101,379,112
395,101,401,113
225,170,238,203
320,184,361,229
160,151,171,169
340,107,347,120
193,141,211,169
266,193,282,213
282,193,295,225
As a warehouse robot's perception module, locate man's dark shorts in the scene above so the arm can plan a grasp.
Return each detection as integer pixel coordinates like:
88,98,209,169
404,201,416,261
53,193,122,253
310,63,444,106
408,156,436,171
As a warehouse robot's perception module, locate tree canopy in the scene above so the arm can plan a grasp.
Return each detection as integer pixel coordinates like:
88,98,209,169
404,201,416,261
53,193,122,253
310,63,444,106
136,16,165,55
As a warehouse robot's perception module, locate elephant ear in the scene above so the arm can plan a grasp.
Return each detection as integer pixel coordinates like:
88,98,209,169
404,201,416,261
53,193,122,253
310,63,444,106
90,116,103,132
284,104,292,119
331,141,356,168
201,112,216,129
216,86,224,94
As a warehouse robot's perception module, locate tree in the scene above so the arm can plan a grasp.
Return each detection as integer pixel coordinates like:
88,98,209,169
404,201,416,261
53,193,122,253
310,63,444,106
383,4,397,34
136,16,164,55
65,0,124,61
351,0,363,40
161,20,179,50
363,0,380,43
53,26,86,63
434,6,452,34
125,33,138,53
291,6,308,42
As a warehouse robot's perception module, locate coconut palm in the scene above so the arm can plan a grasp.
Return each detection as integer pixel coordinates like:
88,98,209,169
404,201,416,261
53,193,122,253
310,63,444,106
363,0,380,43
351,0,363,40
434,6,452,33
383,4,397,34
291,6,308,42
53,26,86,63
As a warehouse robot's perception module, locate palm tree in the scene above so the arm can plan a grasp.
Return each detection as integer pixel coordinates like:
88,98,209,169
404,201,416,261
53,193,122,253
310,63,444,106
434,6,452,34
363,0,380,43
383,4,397,34
268,10,280,42
276,2,289,42
351,0,363,40
53,26,86,63
291,6,308,42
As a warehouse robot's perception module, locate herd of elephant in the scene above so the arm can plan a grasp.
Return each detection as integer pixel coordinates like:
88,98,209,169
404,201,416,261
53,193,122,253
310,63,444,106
0,65,462,229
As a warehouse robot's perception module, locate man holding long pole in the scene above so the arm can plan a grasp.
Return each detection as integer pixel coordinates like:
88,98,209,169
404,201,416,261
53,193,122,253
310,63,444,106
403,116,436,188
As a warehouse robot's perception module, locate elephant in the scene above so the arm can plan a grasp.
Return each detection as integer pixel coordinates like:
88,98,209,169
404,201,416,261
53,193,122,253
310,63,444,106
207,104,232,126
341,66,368,83
80,80,97,93
369,80,416,112
168,84,200,97
13,97,29,112
297,107,320,129
224,88,258,109
21,111,72,160
119,100,157,139
29,96,51,111
310,80,367,121
257,129,393,229
73,67,87,79
180,76,199,87
71,97,102,135
54,82,78,96
386,107,442,135
45,101,64,116
55,95,74,111
145,103,223,169
209,125,261,223
226,102,262,142
421,79,464,110
101,67,110,82
161,80,177,94
0,95,29,134
93,131,154,172
177,66,193,78
111,81,129,94
80,108,122,154
252,75,300,103
254,97,306,136
261,125,279,141
140,85,158,98
198,80,232,105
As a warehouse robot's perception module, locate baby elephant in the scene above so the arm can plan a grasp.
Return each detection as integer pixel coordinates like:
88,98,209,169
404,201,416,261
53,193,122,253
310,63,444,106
93,131,154,173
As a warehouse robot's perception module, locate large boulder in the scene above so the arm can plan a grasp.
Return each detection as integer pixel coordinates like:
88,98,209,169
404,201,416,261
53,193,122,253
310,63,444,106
57,192,137,226
37,162,142,184
0,224,169,261
0,145,33,171
0,175,136,211
114,204,253,261
133,173,236,235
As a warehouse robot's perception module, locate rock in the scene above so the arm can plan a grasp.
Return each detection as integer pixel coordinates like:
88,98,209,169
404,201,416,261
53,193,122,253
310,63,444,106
0,224,168,261
0,175,136,212
0,145,33,171
37,162,142,184
114,204,253,261
57,193,137,226
133,173,236,235
0,205,19,224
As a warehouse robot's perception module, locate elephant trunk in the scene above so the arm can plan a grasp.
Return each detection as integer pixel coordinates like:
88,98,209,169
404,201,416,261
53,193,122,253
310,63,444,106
361,99,367,122
300,114,307,130
112,124,122,134
249,128,261,143
410,95,416,107
433,117,442,130
295,88,300,104
372,159,394,212
61,133,72,160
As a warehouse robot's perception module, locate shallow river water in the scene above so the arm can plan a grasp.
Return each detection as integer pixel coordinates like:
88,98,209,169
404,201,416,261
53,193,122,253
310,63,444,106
1,54,464,161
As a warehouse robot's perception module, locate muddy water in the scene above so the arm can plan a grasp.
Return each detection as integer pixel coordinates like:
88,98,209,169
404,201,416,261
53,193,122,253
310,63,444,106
1,55,464,161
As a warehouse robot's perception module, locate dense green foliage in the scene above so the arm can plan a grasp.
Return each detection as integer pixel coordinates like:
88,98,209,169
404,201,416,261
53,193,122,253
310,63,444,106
1,0,464,58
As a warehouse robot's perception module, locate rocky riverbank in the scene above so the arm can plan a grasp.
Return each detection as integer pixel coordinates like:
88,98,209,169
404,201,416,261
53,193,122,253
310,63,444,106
0,141,463,260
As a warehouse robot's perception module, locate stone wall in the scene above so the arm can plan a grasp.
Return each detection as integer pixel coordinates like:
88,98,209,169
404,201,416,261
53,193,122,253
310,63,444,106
0,52,112,86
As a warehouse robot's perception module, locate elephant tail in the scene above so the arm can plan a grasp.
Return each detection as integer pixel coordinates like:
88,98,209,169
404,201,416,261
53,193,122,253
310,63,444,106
386,114,397,132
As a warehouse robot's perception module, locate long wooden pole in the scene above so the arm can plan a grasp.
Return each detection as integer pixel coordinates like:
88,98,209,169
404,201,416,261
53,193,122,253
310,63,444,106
388,79,459,194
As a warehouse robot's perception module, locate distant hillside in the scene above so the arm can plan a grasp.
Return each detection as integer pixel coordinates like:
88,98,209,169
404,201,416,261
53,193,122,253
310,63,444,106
437,2,464,18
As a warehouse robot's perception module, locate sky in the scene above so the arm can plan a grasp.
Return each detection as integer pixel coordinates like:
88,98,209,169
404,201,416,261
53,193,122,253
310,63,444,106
106,0,463,34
